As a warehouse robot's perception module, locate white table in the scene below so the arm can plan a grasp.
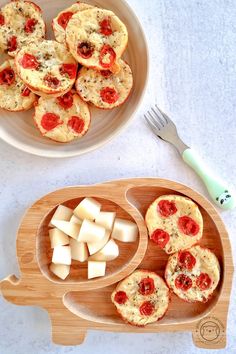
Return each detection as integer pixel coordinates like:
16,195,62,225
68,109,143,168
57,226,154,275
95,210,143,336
0,0,235,353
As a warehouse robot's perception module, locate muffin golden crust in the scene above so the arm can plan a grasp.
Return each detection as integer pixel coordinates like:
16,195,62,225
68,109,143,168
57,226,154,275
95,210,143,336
66,8,128,71
145,195,203,254
0,0,45,57
0,58,36,111
15,40,78,96
33,90,90,143
165,245,220,303
111,270,170,326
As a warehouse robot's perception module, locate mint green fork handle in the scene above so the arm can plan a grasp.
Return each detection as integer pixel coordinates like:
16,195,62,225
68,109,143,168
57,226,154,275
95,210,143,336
182,148,236,210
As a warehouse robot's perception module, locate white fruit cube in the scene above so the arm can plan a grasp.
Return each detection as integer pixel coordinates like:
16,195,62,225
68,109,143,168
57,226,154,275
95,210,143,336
70,215,82,225
89,239,119,261
50,220,81,239
95,211,116,230
87,230,110,255
70,238,89,262
88,261,106,279
52,245,71,265
111,218,138,242
49,228,69,248
78,219,106,243
50,263,70,280
74,197,101,221
49,205,73,227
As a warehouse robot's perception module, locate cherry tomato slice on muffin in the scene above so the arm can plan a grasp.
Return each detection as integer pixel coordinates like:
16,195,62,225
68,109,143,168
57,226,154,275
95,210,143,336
178,251,196,270
114,291,128,305
68,116,85,134
175,274,192,291
57,91,73,109
99,44,116,68
20,53,39,69
41,113,61,131
196,273,212,290
139,301,155,316
150,229,170,248
0,13,5,26
24,18,38,33
178,216,200,236
100,87,119,104
158,200,177,217
60,63,77,79
21,86,31,97
139,277,155,296
0,68,15,85
44,75,60,88
100,70,113,78
77,41,94,59
99,17,113,36
57,11,73,29
7,36,17,52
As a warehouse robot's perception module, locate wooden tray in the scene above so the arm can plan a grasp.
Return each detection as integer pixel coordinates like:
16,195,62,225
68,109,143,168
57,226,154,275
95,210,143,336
0,178,233,349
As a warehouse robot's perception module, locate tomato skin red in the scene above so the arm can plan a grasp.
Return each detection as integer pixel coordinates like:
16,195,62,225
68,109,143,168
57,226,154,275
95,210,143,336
138,277,155,296
57,91,73,109
175,274,192,291
60,64,77,79
0,13,5,26
150,229,170,248
24,18,38,33
68,116,85,134
178,216,200,236
99,44,116,68
57,11,73,29
158,200,177,217
196,273,212,290
114,291,128,305
139,301,155,316
99,17,113,36
44,75,60,88
178,251,196,270
20,53,39,69
100,70,112,78
0,68,15,85
41,113,61,131
77,42,94,59
21,86,31,97
100,87,119,104
7,36,17,52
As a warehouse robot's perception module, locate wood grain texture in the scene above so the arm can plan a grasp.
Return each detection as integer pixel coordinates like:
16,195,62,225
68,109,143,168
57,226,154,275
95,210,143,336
0,178,233,349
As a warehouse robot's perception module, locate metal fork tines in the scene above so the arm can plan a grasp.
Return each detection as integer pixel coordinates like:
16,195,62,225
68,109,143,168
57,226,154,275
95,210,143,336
144,104,189,155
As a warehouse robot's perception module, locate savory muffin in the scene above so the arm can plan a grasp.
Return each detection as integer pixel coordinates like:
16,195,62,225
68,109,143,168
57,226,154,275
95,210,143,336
75,59,133,109
15,40,78,96
165,245,220,303
34,90,90,142
145,195,203,254
0,58,36,111
52,2,94,44
111,270,170,326
66,8,128,71
0,0,45,57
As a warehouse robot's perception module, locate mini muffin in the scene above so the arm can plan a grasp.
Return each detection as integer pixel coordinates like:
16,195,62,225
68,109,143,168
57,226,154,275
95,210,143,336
0,58,36,111
0,0,45,57
165,245,220,303
111,270,170,326
15,40,78,96
75,59,133,109
66,8,128,71
33,90,90,143
52,2,94,44
145,195,203,254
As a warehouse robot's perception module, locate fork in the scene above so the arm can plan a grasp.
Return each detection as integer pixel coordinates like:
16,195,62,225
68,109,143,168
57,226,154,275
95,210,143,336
145,105,236,210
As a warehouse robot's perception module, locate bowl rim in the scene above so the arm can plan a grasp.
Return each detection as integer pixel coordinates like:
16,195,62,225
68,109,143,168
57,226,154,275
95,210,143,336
0,0,150,158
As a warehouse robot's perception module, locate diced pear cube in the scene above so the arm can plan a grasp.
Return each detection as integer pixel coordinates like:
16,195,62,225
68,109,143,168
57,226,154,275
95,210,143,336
70,238,89,262
49,228,69,248
95,211,116,230
88,261,106,279
74,197,101,221
111,218,138,242
87,230,110,255
78,219,106,243
50,263,70,280
49,205,73,227
70,215,82,225
89,239,119,261
52,245,71,265
50,220,81,239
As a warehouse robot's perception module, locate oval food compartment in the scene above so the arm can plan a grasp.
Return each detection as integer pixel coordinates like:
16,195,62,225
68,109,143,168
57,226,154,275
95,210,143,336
37,197,142,284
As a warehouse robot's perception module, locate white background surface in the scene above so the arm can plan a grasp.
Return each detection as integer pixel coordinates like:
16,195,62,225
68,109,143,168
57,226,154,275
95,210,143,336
0,0,236,353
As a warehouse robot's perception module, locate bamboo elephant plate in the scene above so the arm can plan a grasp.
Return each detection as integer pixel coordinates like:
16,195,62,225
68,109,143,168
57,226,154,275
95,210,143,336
0,178,233,349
